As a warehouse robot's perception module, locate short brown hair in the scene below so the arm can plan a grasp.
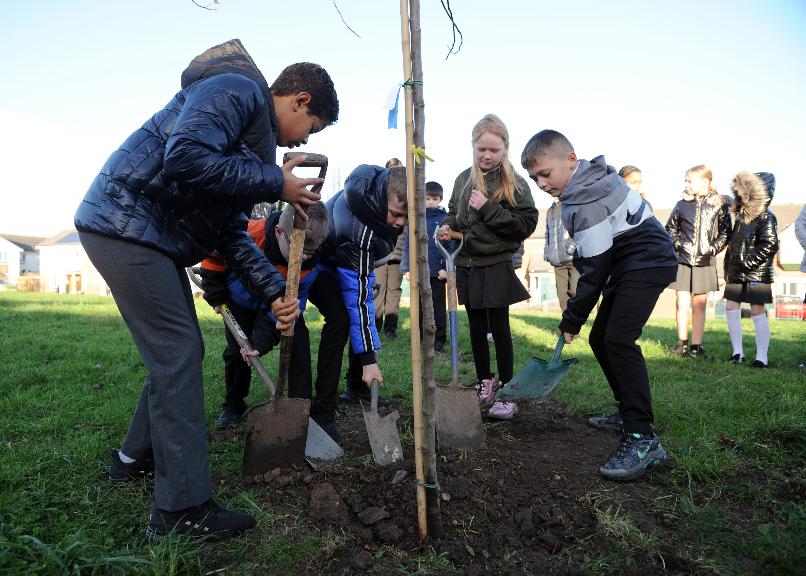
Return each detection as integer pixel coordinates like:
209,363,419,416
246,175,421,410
271,63,339,126
520,129,575,169
386,166,407,206
385,157,402,169
278,201,329,254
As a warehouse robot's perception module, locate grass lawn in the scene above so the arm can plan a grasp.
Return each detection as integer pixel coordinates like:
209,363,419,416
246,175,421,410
0,291,804,575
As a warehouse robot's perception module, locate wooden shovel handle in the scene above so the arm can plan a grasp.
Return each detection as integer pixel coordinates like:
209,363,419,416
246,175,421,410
220,304,276,398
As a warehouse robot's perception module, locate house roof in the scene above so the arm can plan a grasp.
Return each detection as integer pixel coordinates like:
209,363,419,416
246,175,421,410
0,234,46,252
37,229,81,247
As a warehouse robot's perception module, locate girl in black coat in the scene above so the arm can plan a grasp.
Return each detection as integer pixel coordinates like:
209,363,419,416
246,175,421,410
723,172,779,368
665,165,731,358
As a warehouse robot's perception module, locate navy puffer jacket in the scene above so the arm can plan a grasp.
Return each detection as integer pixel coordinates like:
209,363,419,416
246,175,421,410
320,165,403,363
75,39,286,305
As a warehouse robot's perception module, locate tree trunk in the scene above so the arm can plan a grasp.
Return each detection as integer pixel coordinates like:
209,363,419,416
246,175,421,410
410,0,442,538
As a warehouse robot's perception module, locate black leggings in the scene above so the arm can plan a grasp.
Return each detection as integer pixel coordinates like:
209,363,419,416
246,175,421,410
466,306,514,383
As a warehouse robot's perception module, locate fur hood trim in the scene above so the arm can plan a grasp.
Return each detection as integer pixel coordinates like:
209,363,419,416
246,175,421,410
681,188,722,206
731,171,775,224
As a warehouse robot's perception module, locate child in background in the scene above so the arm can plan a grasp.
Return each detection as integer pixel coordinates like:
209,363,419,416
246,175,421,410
796,204,806,369
544,198,579,312
522,129,677,481
401,181,452,351
665,165,731,358
723,172,779,368
199,202,330,432
438,114,538,421
618,165,652,212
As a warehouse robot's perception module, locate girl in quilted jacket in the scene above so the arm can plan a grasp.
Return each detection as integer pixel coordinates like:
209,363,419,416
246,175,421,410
723,172,779,368
437,114,538,421
665,165,732,358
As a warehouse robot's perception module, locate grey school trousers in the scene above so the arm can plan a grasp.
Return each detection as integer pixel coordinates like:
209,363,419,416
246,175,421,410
80,232,211,511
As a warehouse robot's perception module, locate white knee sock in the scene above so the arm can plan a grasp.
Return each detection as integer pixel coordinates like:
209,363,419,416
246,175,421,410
752,313,770,365
726,309,743,356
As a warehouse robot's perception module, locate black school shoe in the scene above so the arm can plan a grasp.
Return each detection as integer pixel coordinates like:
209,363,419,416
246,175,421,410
216,407,246,429
599,433,667,481
108,448,154,483
728,354,745,364
687,345,706,359
750,360,768,369
145,499,256,542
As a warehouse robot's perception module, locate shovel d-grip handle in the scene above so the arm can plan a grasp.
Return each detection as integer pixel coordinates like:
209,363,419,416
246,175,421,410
220,304,277,398
282,152,328,195
432,228,464,273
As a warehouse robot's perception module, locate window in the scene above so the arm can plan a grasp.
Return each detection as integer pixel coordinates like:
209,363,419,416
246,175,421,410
0,251,6,263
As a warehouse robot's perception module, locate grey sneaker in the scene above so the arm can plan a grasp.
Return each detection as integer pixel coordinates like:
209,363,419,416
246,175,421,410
600,433,667,481
588,412,624,433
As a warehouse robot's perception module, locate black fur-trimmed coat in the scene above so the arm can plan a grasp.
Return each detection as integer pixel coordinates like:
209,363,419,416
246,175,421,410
723,172,779,284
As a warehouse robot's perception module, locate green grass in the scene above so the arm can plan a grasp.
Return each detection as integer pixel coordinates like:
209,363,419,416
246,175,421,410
1,291,804,575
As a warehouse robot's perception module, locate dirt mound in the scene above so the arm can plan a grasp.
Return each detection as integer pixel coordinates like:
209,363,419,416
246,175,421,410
213,399,682,575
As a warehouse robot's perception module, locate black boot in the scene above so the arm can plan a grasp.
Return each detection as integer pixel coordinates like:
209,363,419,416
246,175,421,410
384,314,399,339
375,315,384,333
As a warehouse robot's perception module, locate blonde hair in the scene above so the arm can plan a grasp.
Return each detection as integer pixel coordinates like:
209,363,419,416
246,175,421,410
471,114,518,206
685,164,717,196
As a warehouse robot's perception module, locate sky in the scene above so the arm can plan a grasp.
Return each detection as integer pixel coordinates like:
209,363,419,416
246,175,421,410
1,0,805,237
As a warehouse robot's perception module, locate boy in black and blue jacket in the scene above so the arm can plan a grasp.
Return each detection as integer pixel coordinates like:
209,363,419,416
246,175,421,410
200,202,330,433
401,181,454,351
521,129,677,482
310,164,408,416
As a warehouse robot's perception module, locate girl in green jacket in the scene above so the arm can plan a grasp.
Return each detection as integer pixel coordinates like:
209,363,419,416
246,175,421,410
438,114,538,420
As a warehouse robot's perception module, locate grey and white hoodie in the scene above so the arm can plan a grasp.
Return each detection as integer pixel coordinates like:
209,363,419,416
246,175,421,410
558,156,677,335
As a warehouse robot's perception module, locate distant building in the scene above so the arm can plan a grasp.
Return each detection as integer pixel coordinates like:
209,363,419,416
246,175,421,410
37,230,109,295
0,234,45,286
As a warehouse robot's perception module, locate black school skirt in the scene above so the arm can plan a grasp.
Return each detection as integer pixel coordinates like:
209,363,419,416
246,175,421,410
723,282,773,305
456,261,530,309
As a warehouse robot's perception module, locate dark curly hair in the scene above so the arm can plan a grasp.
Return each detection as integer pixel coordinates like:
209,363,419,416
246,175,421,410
271,62,339,126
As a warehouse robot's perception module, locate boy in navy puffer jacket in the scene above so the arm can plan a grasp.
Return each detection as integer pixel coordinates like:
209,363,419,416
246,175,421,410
522,129,677,482
200,202,329,431
74,39,338,541
401,181,455,351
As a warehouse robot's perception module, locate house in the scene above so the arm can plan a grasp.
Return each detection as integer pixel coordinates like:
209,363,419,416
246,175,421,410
0,234,45,286
37,230,109,295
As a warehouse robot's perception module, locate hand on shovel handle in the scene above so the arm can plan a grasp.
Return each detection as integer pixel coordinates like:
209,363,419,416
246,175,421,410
363,364,383,388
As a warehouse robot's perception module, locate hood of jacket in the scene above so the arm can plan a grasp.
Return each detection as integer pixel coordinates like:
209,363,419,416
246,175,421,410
343,164,399,241
181,39,271,100
560,156,619,207
731,171,775,224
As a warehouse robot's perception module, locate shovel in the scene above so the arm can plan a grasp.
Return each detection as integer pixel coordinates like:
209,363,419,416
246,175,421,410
362,380,403,466
432,229,485,450
217,305,343,473
240,151,328,474
496,336,577,401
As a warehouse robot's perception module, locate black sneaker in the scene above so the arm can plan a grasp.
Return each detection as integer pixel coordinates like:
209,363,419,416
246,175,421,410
339,388,390,407
750,360,768,369
600,433,667,481
216,407,246,429
145,499,256,542
728,354,745,364
688,345,706,359
669,340,688,355
384,331,399,341
588,412,624,433
108,448,154,483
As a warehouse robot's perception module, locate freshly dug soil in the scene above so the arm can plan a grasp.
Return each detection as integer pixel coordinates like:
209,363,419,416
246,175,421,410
211,399,690,575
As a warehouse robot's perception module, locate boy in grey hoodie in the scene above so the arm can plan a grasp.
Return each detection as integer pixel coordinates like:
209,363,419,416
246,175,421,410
521,129,677,481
